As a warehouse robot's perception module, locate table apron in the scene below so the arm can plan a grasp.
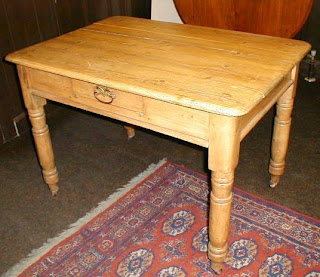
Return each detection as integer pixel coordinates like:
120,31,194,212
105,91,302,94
239,78,294,140
26,67,210,147
24,66,294,148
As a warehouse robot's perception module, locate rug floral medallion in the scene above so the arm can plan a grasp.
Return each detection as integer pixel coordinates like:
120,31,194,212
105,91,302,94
6,160,320,276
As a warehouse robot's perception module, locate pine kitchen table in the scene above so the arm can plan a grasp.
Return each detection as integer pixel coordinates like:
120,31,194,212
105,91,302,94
6,16,310,274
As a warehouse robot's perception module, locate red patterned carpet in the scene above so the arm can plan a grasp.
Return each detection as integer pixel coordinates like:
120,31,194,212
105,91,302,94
5,160,320,276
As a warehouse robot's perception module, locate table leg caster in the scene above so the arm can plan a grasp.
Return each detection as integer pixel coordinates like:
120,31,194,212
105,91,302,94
43,167,59,196
270,175,280,188
211,262,222,275
49,184,59,196
124,126,135,140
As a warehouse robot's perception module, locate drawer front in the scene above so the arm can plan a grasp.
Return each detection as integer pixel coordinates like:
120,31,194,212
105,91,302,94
27,68,144,120
72,79,143,113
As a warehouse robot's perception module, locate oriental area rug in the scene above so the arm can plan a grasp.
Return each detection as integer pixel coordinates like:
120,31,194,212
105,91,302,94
4,160,320,276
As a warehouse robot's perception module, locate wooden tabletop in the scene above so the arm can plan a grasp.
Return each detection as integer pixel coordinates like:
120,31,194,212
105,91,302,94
6,16,310,116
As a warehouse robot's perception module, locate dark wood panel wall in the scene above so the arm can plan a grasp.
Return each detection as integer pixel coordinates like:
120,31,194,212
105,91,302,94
0,0,151,144
296,0,320,58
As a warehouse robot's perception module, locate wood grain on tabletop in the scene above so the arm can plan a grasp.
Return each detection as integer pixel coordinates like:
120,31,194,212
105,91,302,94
6,16,311,116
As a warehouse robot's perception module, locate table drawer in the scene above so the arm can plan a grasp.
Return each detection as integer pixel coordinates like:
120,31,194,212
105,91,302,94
27,68,144,119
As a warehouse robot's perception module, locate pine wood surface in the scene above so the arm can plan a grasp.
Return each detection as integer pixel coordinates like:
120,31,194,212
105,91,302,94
6,16,310,117
173,0,313,38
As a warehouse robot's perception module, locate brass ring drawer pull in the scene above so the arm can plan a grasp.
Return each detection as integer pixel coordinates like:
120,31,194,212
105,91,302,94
94,86,116,104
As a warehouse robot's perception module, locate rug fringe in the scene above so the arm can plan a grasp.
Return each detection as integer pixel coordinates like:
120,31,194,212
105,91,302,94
2,159,167,277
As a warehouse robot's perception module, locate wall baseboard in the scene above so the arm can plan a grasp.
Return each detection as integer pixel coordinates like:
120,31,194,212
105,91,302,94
13,112,30,138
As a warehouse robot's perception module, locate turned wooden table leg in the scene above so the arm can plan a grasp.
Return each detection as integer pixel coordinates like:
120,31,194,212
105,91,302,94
124,125,135,139
269,66,298,188
208,115,240,274
28,107,59,195
18,65,59,196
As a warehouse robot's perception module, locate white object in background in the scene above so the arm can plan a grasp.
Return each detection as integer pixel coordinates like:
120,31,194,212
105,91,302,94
151,0,183,23
305,50,317,83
